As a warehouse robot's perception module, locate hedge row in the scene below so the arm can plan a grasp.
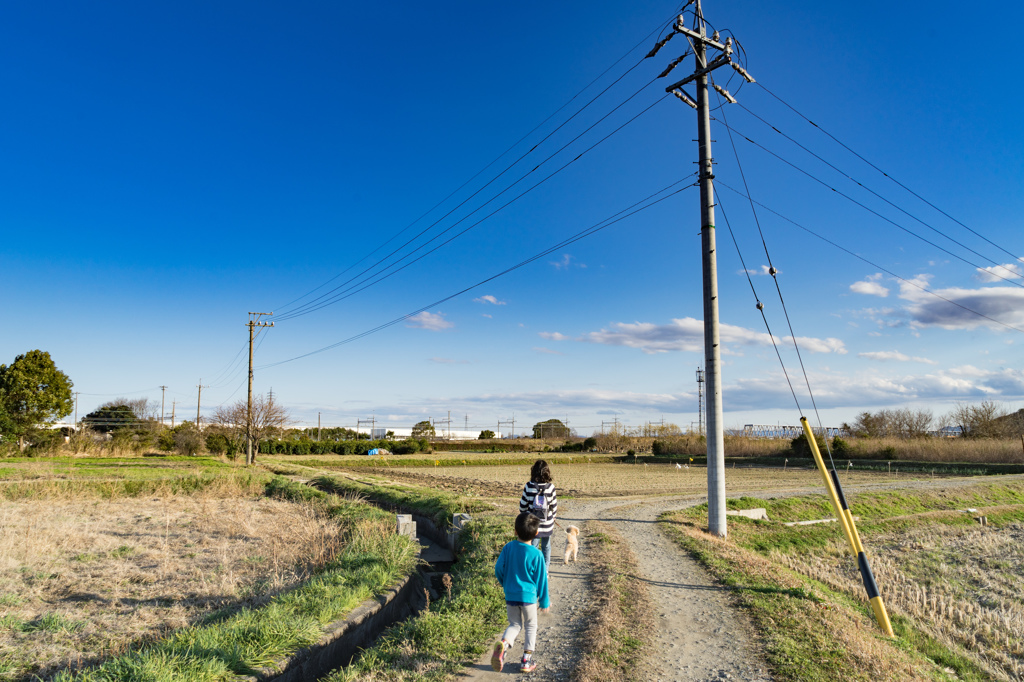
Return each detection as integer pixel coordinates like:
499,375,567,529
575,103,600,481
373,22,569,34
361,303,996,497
256,437,431,456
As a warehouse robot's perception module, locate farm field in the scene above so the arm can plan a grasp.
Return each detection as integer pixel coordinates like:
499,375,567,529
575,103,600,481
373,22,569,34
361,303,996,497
662,479,1024,681
0,459,419,682
351,461,917,498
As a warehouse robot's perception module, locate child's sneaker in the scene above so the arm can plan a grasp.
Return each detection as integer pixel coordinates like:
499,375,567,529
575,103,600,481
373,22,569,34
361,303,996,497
490,640,506,671
520,654,537,673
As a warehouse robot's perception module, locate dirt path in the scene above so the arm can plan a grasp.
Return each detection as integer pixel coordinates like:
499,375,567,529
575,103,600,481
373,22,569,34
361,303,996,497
461,496,771,682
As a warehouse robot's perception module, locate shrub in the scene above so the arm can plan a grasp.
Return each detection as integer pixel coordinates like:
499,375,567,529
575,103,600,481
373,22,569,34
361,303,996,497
583,437,598,451
205,433,229,455
173,426,204,456
790,433,826,459
831,436,851,456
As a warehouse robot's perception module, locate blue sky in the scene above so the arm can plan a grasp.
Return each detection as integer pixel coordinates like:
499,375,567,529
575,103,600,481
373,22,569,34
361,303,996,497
3,0,1022,435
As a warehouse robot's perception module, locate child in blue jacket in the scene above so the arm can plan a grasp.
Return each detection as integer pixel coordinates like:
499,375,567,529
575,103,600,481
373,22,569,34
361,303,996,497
491,511,550,673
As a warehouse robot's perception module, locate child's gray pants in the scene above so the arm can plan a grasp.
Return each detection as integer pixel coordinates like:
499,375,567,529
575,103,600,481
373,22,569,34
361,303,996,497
502,602,538,652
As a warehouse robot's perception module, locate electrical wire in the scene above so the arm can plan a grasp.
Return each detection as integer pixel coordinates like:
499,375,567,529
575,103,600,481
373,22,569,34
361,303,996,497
715,180,1024,335
275,14,678,320
275,91,672,321
712,117,1024,289
716,192,805,415
735,101,1023,282
755,82,1022,265
258,175,698,369
716,90,834,464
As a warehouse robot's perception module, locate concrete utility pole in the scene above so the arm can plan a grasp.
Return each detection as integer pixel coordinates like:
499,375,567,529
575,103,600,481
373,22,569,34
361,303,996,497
653,0,755,538
159,386,167,426
246,312,274,465
196,380,208,430
73,392,81,428
696,366,705,436
171,400,176,428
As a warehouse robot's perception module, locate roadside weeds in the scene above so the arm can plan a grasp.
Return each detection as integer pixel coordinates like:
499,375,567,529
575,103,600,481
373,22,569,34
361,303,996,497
573,520,656,682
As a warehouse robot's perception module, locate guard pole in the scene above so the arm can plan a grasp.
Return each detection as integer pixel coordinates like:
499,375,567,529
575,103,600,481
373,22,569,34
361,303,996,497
801,417,894,637
830,469,895,637
800,418,856,553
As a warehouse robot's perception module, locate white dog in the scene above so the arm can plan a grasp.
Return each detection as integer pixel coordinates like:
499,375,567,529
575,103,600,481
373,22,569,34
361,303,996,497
563,525,581,564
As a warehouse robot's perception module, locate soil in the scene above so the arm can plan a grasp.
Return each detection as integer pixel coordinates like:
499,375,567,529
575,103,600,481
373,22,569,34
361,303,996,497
459,495,771,682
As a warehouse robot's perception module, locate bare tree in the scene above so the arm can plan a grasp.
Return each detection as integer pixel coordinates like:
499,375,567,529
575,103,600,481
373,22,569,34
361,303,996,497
944,401,1010,438
102,397,158,421
211,392,289,464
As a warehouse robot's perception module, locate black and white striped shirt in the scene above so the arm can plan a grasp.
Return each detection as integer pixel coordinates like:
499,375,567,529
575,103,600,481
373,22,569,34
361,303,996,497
519,481,558,537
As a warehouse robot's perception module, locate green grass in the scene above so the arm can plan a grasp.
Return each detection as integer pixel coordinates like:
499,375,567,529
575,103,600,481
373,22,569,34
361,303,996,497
50,477,418,682
0,612,85,634
0,469,270,500
661,481,1024,681
324,514,510,682
265,462,493,529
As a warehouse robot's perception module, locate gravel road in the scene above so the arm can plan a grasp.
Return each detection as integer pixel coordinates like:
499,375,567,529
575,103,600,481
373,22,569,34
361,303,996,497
460,495,771,682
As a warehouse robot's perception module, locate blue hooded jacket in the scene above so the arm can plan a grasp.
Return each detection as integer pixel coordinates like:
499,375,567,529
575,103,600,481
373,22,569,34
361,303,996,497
494,539,550,609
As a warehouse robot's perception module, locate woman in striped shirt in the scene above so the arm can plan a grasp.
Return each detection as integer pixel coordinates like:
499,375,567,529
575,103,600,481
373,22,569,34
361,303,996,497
519,459,558,567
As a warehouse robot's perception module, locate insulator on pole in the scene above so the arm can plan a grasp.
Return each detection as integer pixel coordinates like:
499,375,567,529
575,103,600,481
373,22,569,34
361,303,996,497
712,83,737,104
730,62,756,83
672,89,698,109
658,51,690,78
646,31,676,59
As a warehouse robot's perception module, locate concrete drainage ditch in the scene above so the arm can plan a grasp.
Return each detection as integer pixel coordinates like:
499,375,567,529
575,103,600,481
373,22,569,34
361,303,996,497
254,511,469,682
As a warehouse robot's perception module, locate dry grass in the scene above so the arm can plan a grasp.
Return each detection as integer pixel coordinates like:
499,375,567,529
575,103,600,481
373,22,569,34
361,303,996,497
659,515,953,681
777,521,1024,680
574,521,655,682
843,436,1024,464
0,494,350,680
381,462,894,498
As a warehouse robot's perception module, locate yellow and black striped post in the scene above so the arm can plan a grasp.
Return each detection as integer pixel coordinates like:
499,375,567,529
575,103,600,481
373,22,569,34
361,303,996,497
800,417,894,637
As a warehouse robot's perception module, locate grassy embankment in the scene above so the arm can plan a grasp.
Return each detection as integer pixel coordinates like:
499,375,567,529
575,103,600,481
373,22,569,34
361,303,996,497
263,462,513,682
574,521,655,682
0,458,418,682
660,480,1024,681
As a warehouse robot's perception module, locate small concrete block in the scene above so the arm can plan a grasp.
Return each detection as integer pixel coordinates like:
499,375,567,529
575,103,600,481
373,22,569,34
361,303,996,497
396,514,416,537
453,513,471,530
726,508,769,521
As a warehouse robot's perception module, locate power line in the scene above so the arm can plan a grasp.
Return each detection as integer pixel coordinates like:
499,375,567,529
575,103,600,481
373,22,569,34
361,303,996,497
732,98,1023,282
754,82,1022,265
276,84,669,322
275,91,672,322
712,117,1024,289
715,180,1024,335
258,175,697,369
274,15,678,321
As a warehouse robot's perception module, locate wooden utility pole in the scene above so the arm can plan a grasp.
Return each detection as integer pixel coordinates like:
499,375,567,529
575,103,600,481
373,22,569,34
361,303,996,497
246,312,274,465
655,0,754,538
196,380,207,429
171,400,176,428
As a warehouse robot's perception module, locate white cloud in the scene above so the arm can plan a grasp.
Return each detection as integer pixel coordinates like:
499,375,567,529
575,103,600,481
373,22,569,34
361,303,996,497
858,351,937,365
787,336,848,355
740,265,776,276
538,331,569,341
406,311,453,331
482,313,492,319
430,357,469,364
533,347,564,355
850,277,890,297
473,294,506,305
897,278,1024,331
975,262,1023,283
576,317,845,356
550,254,582,270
